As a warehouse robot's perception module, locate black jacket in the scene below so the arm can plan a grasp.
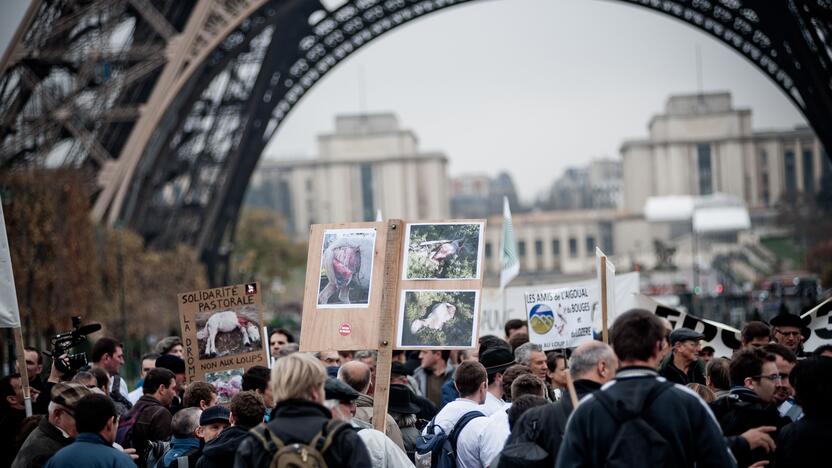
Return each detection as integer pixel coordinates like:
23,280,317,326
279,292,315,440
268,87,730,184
775,416,832,468
658,353,706,385
710,387,791,467
507,379,601,464
555,367,736,468
234,399,371,468
197,426,250,468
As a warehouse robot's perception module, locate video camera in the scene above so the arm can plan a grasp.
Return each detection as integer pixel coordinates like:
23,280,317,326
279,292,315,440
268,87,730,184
49,316,102,374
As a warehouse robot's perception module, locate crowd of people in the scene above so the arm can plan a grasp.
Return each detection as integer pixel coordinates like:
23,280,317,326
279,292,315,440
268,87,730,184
1,312,830,467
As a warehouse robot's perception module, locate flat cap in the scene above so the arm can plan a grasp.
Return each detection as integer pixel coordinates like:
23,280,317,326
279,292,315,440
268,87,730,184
669,328,705,345
51,382,94,410
199,405,230,425
325,377,360,402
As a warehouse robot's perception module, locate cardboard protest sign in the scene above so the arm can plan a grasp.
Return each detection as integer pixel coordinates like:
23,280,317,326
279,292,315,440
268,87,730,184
179,282,267,402
801,297,832,352
301,222,390,352
395,220,486,349
525,286,593,350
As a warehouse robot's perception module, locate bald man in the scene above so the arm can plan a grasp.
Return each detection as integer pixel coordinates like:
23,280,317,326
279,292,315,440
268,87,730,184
337,361,405,451
502,342,619,465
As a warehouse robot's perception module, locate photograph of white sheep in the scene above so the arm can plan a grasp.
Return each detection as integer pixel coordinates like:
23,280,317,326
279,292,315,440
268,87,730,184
195,308,262,359
397,289,479,348
317,228,376,308
402,222,484,280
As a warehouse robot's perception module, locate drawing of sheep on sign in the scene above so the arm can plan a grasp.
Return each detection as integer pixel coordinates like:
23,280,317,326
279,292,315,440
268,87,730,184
399,290,479,348
195,307,262,359
404,222,483,280
317,228,376,308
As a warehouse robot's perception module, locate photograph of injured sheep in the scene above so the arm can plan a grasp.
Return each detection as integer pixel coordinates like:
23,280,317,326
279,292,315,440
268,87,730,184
398,290,479,348
206,368,244,404
403,222,483,280
195,307,262,359
317,228,376,308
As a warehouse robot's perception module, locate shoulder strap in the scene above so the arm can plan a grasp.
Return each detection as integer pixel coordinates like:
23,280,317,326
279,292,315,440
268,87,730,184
448,411,485,451
176,456,189,468
251,423,286,452
313,419,351,454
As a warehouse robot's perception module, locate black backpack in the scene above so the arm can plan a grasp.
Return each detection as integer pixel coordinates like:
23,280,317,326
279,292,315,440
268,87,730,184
415,410,485,468
592,381,675,468
110,375,133,416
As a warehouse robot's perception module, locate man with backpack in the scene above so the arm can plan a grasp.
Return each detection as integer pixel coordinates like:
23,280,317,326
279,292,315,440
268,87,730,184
555,309,737,468
117,368,177,465
234,352,371,467
416,361,489,467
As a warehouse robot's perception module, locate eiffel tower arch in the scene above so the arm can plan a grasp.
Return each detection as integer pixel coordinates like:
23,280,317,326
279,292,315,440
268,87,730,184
1,0,831,284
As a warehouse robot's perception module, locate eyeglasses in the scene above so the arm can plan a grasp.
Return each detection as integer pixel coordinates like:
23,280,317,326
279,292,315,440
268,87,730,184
775,329,801,338
753,373,782,382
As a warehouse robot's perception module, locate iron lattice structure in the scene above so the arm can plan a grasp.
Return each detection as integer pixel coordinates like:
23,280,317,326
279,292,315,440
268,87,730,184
1,0,831,283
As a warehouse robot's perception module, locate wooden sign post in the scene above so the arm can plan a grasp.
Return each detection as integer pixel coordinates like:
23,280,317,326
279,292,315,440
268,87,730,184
595,248,616,344
300,219,486,432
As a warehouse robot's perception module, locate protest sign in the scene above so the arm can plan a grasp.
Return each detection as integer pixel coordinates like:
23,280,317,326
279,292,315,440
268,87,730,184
300,222,389,351
525,286,593,350
178,282,267,402
801,297,832,352
479,272,640,338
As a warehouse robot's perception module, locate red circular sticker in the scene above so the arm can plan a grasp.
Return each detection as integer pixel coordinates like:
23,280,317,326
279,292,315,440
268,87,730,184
339,323,352,336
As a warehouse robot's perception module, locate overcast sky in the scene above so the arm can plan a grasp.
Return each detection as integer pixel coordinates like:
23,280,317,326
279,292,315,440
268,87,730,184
1,0,806,201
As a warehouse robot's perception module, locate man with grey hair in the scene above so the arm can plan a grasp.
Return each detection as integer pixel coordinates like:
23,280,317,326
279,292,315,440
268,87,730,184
500,341,619,465
514,342,552,400
157,407,203,467
338,361,405,450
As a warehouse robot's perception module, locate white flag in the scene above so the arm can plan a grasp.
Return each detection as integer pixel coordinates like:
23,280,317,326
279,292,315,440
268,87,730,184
500,196,519,289
0,196,21,328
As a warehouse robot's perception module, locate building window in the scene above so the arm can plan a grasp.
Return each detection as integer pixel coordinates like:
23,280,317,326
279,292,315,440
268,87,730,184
803,149,815,193
534,240,543,257
586,236,596,255
697,143,713,195
784,150,797,194
759,150,768,167
485,242,492,258
360,164,374,221
518,240,526,257
552,239,561,257
569,238,578,257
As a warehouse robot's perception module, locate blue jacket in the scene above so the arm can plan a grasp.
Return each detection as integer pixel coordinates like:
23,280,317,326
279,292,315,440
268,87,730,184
45,433,134,468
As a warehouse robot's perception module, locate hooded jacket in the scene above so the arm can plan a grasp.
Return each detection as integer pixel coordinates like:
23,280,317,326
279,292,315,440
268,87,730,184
506,379,601,464
710,387,791,467
555,367,737,468
234,399,371,468
195,425,249,468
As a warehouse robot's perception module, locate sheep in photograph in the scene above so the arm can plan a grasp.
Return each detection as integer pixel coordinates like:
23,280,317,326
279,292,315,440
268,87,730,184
197,311,260,356
411,302,457,334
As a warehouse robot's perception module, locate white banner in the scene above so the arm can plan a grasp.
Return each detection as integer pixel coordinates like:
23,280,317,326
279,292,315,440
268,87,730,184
526,287,594,350
479,272,640,338
0,196,20,328
801,297,832,352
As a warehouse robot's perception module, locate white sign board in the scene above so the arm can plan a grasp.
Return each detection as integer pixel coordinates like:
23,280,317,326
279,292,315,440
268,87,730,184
479,272,640,338
525,286,594,350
